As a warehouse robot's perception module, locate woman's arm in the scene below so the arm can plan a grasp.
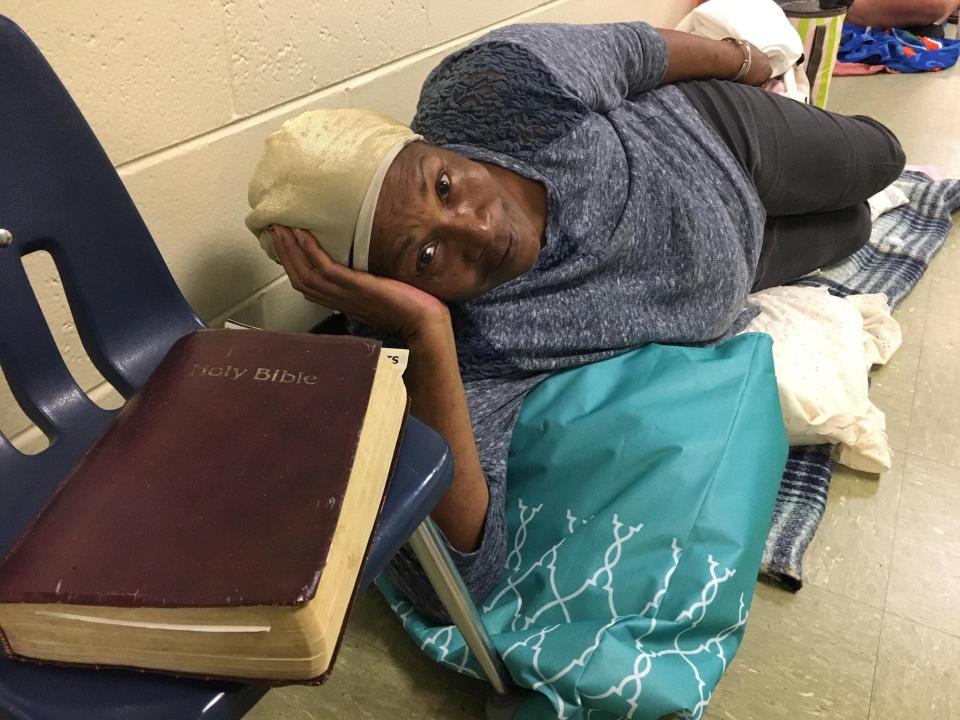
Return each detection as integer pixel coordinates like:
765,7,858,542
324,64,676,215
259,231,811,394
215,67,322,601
403,319,488,552
441,23,771,118
270,226,488,552
657,29,773,86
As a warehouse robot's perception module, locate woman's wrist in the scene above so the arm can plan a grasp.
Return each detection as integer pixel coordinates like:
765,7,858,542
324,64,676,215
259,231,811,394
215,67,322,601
402,305,452,347
721,37,752,82
403,312,457,369
657,29,772,87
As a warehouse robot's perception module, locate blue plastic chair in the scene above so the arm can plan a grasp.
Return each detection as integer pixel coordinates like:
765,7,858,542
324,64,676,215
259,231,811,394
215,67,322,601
0,15,508,719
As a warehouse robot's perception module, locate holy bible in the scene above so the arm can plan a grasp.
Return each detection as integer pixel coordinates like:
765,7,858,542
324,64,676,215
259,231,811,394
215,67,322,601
0,329,408,683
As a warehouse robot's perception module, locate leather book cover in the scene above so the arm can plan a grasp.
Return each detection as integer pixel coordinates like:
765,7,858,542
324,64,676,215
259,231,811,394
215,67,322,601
0,329,393,610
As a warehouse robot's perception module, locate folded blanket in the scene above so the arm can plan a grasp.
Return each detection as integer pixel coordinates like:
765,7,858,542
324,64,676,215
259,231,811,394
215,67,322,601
761,171,960,588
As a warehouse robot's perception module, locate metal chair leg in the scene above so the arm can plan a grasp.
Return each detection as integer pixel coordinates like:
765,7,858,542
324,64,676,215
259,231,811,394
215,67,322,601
408,517,513,695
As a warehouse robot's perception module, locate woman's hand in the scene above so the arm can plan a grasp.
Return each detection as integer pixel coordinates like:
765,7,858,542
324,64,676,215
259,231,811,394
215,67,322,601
270,225,450,341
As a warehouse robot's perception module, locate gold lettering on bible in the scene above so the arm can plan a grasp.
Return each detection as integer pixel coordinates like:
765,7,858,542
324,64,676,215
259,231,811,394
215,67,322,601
189,364,319,385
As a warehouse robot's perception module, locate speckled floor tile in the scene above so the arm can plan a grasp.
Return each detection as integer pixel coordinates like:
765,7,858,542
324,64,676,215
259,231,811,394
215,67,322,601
828,73,960,177
803,454,903,608
890,273,931,348
921,284,960,352
885,454,960,637
343,587,426,661
705,584,881,720
869,343,921,453
921,224,960,353
927,226,960,293
907,346,960,468
344,588,503,702
244,633,487,720
869,613,960,720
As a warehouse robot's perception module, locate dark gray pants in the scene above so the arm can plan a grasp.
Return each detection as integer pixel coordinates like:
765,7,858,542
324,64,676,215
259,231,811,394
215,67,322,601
678,80,907,291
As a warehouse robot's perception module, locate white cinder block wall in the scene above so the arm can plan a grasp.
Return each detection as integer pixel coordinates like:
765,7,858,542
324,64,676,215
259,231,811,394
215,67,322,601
0,0,695,452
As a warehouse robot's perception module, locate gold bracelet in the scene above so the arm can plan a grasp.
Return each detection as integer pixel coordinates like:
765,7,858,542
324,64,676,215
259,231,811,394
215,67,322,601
722,37,752,82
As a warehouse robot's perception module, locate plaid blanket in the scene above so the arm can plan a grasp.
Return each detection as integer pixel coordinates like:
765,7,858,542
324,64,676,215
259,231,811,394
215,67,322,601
760,172,960,588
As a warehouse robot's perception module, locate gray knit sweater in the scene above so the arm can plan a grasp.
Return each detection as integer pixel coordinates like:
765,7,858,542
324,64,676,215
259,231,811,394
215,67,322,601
381,22,766,621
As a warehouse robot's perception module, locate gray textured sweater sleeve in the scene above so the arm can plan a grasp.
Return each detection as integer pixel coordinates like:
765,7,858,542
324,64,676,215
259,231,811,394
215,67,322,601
481,22,669,111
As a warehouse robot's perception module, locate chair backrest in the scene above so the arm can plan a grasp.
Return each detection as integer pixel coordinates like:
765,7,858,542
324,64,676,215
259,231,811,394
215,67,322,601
0,16,204,555
0,18,264,720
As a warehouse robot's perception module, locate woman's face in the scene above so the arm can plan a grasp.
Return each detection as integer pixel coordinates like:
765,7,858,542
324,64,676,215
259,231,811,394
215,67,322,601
369,142,543,303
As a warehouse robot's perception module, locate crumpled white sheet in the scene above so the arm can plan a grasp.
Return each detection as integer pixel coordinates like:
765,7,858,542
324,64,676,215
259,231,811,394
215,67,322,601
741,286,902,473
676,0,809,103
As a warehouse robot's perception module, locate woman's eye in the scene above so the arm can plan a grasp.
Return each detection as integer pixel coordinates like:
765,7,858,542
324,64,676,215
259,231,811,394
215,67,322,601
437,173,452,199
417,243,437,268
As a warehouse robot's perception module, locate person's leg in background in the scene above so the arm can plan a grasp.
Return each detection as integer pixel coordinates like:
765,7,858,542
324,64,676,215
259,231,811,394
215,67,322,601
677,79,906,289
846,0,958,29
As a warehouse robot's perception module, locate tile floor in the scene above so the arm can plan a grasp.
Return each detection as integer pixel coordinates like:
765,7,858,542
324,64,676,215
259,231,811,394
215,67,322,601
246,67,960,719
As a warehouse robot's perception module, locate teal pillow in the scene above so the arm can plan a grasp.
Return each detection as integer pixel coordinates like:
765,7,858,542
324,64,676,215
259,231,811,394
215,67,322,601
379,333,787,719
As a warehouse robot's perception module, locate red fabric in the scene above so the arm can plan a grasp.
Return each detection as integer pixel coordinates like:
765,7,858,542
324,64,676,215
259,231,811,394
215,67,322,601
833,60,886,75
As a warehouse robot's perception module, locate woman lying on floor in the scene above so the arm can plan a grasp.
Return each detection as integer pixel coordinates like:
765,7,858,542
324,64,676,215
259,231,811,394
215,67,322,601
246,21,905,621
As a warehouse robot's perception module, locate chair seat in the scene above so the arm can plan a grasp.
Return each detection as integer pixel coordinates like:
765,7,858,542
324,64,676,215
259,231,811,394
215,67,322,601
0,417,452,720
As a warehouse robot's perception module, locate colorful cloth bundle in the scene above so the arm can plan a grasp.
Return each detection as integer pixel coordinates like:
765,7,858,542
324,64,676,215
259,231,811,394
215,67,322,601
837,23,960,72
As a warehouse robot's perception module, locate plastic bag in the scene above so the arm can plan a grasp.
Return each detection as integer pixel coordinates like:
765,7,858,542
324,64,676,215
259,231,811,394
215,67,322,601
379,334,787,719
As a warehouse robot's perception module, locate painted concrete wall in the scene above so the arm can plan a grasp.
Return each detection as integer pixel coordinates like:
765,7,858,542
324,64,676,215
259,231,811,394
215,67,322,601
0,0,696,452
